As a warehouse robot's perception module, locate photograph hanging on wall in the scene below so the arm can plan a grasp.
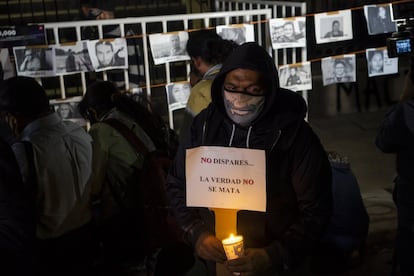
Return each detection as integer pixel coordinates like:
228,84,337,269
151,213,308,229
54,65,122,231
321,54,356,86
87,38,128,72
278,62,312,92
149,31,190,65
269,17,306,49
55,41,93,75
0,48,15,80
13,46,55,77
50,96,87,127
366,48,398,77
165,81,191,111
216,24,255,45
364,4,397,35
314,9,353,44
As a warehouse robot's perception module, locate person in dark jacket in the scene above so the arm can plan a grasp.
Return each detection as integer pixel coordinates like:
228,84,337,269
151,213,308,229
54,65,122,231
0,138,36,275
376,70,414,276
310,151,369,273
166,42,332,275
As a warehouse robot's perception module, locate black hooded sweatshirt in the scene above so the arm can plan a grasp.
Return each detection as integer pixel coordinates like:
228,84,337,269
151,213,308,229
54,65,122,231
166,42,332,272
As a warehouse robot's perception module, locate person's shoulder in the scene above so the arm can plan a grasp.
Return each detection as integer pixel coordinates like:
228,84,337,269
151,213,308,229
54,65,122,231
190,80,213,99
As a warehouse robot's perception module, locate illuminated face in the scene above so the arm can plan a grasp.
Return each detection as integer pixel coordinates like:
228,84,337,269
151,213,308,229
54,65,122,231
223,68,265,126
284,23,294,37
96,43,113,66
334,62,345,77
370,52,383,73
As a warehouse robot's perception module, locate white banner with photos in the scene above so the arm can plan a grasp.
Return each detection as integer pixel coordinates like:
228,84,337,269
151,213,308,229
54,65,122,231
314,9,353,44
87,38,128,72
366,48,398,77
13,46,56,77
269,17,306,49
149,31,190,65
321,54,356,86
55,41,92,75
49,96,87,127
216,24,255,45
165,81,191,111
279,62,312,92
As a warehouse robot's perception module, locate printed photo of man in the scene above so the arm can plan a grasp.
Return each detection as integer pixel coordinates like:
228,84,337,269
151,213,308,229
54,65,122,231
87,38,128,71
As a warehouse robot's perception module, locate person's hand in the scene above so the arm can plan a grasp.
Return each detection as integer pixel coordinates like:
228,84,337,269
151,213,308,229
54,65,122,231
195,232,227,263
225,248,271,276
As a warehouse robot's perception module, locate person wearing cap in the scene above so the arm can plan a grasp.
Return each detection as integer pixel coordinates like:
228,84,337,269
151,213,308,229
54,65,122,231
0,76,95,275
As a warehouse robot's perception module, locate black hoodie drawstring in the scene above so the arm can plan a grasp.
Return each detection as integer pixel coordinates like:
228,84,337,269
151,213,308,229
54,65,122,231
229,124,253,148
271,129,282,152
246,126,253,148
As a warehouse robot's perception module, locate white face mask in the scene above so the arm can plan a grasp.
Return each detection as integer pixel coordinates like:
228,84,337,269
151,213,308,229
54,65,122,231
223,90,265,126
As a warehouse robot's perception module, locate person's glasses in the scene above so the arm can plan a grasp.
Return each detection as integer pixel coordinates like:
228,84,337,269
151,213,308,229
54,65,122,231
223,85,265,97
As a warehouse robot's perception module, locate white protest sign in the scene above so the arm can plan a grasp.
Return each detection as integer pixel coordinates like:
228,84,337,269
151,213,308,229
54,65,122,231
185,146,266,212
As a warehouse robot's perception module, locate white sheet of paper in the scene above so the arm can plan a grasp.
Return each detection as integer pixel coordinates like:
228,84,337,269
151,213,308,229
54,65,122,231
186,146,266,212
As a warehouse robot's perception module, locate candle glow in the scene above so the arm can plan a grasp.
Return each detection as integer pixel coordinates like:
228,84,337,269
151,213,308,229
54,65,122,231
222,233,244,260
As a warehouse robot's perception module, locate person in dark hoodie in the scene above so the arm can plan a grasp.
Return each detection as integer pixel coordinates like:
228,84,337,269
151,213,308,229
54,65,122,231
166,42,332,275
0,138,36,275
376,69,414,276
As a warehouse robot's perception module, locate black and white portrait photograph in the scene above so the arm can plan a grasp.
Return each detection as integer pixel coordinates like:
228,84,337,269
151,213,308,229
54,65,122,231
216,24,255,45
87,38,128,72
321,55,356,86
55,41,93,75
166,81,191,111
0,48,15,80
149,31,190,65
364,4,397,35
278,62,312,92
366,48,398,77
50,96,86,127
13,46,55,77
315,10,353,44
269,17,306,49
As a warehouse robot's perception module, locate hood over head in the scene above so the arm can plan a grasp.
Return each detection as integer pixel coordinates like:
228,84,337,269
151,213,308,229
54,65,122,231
211,42,281,122
211,42,306,128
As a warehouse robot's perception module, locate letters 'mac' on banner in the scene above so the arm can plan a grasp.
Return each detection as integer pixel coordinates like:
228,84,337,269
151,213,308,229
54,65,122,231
185,146,266,212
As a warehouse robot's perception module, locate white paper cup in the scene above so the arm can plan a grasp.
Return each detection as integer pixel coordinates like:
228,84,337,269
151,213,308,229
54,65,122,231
222,235,244,260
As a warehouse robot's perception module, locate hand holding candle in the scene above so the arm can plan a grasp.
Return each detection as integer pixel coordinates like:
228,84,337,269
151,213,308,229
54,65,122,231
222,233,244,260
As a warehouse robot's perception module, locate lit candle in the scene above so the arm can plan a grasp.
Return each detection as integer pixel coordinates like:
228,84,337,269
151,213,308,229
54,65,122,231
222,233,244,260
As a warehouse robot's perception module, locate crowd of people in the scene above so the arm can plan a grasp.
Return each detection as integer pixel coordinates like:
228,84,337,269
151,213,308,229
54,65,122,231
0,3,412,275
